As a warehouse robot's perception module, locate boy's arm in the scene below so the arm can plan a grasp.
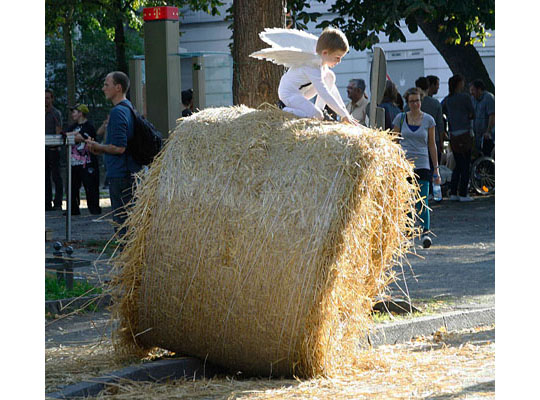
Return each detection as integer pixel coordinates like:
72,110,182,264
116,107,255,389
306,67,350,119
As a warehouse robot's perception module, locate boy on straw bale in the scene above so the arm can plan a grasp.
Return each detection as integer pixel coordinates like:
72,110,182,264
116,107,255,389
250,27,359,126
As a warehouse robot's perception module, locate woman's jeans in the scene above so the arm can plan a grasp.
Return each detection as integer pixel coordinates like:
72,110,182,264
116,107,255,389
451,151,471,197
407,177,430,234
417,179,430,233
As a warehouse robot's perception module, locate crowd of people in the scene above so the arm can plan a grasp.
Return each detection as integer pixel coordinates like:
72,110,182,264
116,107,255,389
342,73,495,247
45,71,141,240
46,64,494,249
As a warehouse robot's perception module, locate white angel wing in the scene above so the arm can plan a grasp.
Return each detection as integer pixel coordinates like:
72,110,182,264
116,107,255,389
250,28,321,68
250,47,321,68
259,28,318,53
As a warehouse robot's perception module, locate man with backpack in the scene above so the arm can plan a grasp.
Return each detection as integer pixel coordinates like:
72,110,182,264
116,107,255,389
86,71,142,238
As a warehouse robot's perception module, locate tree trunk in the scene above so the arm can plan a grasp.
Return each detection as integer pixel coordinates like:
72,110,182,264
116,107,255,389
416,17,494,94
232,0,286,107
114,16,128,74
63,14,76,125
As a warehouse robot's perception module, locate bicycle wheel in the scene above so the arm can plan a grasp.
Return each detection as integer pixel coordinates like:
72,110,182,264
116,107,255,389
470,156,495,195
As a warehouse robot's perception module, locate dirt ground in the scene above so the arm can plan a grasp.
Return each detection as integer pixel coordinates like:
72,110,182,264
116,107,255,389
46,325,495,399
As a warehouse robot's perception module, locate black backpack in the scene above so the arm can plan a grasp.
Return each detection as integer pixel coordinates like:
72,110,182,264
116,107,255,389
118,102,163,166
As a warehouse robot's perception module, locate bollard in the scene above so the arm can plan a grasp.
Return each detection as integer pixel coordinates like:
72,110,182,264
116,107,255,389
64,246,74,291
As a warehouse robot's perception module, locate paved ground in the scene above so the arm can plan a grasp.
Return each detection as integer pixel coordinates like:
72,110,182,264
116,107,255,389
392,195,495,311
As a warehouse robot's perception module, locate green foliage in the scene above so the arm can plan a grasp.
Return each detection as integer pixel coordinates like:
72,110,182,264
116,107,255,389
46,25,143,125
286,0,322,30
45,273,102,301
312,0,495,51
46,0,224,123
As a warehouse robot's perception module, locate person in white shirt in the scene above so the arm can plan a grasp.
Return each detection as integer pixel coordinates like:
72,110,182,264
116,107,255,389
346,79,369,126
251,27,358,125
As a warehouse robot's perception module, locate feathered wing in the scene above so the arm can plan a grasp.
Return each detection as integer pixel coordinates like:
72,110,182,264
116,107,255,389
250,28,321,68
250,47,321,68
259,28,318,53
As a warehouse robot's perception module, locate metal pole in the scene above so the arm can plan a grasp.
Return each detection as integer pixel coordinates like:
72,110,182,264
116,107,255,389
66,142,72,241
192,56,206,110
369,47,387,130
143,6,181,138
129,57,145,115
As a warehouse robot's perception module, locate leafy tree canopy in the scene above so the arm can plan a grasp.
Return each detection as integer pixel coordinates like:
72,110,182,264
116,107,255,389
288,0,494,50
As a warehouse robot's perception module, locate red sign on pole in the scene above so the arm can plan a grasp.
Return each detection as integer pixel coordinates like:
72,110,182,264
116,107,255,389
143,6,179,21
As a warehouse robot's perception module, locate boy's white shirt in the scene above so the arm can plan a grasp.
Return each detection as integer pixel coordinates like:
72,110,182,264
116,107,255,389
278,65,351,119
250,28,352,120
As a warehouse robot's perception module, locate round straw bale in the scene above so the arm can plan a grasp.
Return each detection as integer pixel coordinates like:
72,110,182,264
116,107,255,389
111,105,418,377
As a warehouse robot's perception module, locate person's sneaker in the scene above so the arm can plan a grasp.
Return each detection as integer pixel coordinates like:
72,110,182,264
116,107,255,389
53,205,63,211
459,196,474,202
449,195,459,201
421,235,432,249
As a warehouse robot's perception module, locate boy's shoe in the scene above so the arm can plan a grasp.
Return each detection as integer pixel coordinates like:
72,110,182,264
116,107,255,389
449,195,459,201
459,196,474,202
421,235,432,249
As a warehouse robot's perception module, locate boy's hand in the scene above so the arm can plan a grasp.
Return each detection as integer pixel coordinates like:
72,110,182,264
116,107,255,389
342,116,360,126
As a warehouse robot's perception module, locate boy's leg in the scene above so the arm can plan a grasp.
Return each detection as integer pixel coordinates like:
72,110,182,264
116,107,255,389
282,95,324,119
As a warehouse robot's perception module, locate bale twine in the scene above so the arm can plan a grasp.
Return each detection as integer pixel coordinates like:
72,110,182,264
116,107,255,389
111,105,418,377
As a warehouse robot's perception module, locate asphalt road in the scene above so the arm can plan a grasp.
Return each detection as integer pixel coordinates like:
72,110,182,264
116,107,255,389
390,195,495,309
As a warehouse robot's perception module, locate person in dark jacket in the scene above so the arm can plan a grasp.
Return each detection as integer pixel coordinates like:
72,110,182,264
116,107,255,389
45,89,64,211
442,74,475,202
65,104,101,215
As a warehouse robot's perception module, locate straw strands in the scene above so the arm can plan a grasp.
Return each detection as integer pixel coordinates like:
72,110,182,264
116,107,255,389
45,325,494,399
110,105,419,377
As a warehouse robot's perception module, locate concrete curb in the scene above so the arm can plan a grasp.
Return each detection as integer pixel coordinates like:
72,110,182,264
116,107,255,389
368,307,495,347
46,357,219,399
46,307,494,399
46,294,112,315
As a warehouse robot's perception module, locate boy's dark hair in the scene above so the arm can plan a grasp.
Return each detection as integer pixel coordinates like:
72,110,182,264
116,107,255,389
182,89,193,106
448,74,464,95
426,75,439,86
470,79,486,91
45,88,54,97
415,77,429,92
110,71,130,94
316,27,349,54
